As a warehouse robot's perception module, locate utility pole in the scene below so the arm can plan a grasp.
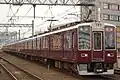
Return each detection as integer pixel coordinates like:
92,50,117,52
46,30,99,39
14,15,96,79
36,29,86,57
33,4,36,19
19,30,20,40
32,20,34,36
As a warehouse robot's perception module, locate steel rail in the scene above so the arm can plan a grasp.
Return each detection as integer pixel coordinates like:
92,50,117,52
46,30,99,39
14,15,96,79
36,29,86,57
115,69,120,74
0,63,18,80
0,57,43,80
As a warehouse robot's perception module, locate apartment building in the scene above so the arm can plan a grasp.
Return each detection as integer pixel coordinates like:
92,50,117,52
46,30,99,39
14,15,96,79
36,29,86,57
81,0,120,25
94,0,120,26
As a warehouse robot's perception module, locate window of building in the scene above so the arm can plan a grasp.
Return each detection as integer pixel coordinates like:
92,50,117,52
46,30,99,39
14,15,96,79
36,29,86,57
110,15,119,21
103,3,109,9
109,15,114,20
119,16,120,21
103,14,109,20
119,5,120,10
113,15,119,21
109,4,118,10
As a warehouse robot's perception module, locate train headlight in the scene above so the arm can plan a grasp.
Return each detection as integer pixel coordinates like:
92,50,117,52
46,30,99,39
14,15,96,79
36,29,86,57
79,27,89,31
105,27,113,32
107,53,114,57
81,53,88,57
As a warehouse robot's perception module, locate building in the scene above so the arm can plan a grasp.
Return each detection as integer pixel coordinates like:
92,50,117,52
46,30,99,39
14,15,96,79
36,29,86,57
95,0,120,26
81,0,120,25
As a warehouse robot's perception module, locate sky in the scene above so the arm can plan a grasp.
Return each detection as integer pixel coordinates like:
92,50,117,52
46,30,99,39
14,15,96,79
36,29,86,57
0,4,80,38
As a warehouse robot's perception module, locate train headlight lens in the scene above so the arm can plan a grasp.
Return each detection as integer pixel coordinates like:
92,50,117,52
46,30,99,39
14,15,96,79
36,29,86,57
107,53,114,57
80,27,89,31
105,28,113,32
80,27,83,31
81,53,88,57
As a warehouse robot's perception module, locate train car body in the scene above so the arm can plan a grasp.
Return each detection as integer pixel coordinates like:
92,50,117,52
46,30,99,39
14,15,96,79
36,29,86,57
3,21,117,75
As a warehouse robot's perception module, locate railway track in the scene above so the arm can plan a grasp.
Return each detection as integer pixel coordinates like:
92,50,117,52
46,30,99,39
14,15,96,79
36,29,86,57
0,51,81,80
102,74,120,80
1,51,120,80
0,64,14,80
82,74,120,80
115,69,120,74
0,62,21,80
0,57,43,80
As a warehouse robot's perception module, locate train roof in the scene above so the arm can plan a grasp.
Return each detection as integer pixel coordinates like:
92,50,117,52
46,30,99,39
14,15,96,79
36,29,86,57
5,21,116,46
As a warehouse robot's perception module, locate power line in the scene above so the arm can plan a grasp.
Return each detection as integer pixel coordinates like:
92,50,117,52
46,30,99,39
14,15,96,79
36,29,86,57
0,0,95,6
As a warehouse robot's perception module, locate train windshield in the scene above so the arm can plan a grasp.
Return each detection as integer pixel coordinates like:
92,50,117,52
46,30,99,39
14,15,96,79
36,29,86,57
93,32,102,50
105,26,115,49
78,26,90,50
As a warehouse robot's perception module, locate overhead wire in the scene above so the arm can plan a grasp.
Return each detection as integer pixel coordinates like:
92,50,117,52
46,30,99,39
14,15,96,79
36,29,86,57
15,0,37,22
8,5,80,37
34,6,79,28
17,0,38,36
8,5,22,23
0,5,11,23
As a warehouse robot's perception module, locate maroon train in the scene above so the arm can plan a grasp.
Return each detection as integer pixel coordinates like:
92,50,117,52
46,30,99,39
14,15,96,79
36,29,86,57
2,21,117,75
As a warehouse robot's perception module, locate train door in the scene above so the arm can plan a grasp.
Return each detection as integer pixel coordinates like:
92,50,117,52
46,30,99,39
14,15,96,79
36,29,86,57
63,30,75,60
72,31,75,60
92,31,104,61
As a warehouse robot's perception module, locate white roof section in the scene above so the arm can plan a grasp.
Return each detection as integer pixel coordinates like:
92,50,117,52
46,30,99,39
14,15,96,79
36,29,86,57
5,22,116,46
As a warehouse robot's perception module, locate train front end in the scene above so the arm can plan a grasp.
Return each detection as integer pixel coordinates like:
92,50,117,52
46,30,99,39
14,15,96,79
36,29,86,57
76,22,117,75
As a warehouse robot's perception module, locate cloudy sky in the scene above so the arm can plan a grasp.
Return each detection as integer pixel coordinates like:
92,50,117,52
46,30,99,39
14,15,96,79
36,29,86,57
0,4,80,38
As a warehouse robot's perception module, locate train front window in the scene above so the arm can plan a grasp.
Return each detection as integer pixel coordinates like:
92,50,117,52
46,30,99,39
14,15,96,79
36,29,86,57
78,26,90,50
105,27,115,49
93,32,102,50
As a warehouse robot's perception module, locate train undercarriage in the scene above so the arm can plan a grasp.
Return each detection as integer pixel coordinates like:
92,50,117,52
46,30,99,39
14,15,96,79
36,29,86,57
4,50,115,75
77,63,114,75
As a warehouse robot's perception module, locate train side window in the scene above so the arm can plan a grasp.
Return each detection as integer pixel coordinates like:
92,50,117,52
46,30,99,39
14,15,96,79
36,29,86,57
32,40,33,49
36,38,37,49
72,32,75,48
28,41,30,49
26,41,28,49
41,36,48,49
23,42,25,49
33,39,36,49
37,38,40,49
28,40,32,49
50,33,62,50
32,39,35,49
64,31,72,49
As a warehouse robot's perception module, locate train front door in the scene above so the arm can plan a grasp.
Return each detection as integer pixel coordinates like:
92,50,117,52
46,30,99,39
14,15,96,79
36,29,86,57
92,31,104,61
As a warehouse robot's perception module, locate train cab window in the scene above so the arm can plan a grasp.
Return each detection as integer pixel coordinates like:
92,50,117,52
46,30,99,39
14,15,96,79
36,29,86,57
105,26,115,49
78,26,90,50
93,32,102,50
